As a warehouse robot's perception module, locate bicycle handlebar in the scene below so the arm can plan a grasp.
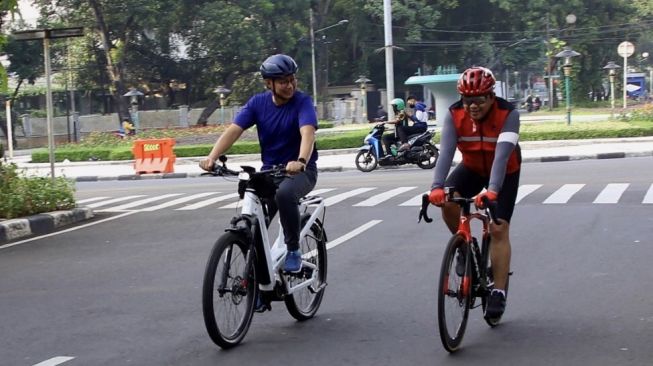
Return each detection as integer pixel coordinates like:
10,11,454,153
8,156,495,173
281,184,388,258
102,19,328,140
418,192,499,224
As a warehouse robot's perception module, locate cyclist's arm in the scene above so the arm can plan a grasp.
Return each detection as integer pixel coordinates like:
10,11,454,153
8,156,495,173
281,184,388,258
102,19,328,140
488,109,520,192
431,112,457,189
207,123,244,162
298,124,316,161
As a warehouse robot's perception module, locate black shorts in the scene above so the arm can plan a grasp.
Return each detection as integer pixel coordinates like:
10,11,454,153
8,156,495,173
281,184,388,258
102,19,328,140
444,164,520,222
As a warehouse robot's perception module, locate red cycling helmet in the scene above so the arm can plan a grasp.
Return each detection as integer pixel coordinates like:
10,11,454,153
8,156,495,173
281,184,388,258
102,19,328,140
457,67,496,96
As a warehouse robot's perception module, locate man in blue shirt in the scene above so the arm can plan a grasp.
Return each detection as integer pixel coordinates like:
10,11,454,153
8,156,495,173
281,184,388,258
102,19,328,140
199,54,318,275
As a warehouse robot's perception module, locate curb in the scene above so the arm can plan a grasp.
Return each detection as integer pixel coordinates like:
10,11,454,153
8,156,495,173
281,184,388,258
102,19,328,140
0,207,94,245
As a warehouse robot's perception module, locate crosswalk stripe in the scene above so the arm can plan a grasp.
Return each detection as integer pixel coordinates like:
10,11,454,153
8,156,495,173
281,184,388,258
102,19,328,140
543,184,585,204
176,193,239,210
309,188,336,196
86,195,147,208
593,183,630,204
399,191,430,206
323,187,376,206
141,192,220,211
642,184,653,204
77,196,110,204
354,186,417,206
516,184,542,204
101,194,182,211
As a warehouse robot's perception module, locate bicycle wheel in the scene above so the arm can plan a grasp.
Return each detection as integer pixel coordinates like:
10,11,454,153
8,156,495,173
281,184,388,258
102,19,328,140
437,234,472,353
481,235,509,327
284,219,327,320
202,232,256,349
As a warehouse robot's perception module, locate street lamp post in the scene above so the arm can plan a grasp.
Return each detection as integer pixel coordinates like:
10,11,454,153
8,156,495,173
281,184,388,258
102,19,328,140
603,61,620,117
555,46,581,125
214,86,231,124
0,55,12,159
355,76,371,123
123,88,144,131
309,11,347,108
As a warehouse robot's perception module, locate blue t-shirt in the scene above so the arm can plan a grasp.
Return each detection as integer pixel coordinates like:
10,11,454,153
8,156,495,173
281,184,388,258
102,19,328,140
234,90,318,169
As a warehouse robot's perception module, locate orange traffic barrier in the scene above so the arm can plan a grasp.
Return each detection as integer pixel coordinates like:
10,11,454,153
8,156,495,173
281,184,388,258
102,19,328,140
132,138,176,174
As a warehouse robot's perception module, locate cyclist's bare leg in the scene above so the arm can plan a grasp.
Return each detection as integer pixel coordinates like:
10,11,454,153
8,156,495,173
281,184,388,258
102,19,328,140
441,202,460,234
489,219,511,290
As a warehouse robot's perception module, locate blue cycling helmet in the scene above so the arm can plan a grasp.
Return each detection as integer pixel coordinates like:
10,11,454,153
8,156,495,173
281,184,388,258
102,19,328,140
260,54,298,79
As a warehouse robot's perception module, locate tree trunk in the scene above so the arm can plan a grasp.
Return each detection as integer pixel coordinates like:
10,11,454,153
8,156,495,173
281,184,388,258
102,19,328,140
88,0,131,124
196,99,220,126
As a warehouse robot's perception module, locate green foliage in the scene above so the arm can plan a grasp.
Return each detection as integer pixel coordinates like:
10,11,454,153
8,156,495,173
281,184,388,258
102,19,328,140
0,162,76,219
629,104,653,121
318,121,334,129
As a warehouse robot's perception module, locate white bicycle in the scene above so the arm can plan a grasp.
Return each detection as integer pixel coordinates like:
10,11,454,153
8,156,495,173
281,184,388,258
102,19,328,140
201,156,328,349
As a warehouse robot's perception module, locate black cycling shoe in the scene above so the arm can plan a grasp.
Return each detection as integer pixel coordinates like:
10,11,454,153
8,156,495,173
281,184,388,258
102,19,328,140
484,289,506,321
455,249,466,277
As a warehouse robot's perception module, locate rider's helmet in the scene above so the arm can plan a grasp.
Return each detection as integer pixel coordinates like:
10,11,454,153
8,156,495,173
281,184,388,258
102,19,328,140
260,54,298,79
390,98,405,113
457,67,496,96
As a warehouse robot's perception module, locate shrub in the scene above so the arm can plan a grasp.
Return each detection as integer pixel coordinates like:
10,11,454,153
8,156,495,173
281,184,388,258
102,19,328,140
0,162,76,219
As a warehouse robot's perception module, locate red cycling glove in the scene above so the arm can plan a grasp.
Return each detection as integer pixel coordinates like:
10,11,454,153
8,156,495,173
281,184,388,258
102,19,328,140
474,190,498,209
429,188,446,206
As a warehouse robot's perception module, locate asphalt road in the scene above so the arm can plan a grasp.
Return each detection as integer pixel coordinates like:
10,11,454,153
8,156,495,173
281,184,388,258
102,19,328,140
1,157,652,366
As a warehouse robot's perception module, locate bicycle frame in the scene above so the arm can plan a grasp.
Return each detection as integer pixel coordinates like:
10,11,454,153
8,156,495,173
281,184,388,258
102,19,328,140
238,187,325,293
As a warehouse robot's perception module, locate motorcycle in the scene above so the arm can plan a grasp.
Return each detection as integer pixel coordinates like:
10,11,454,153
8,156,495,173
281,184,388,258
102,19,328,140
354,122,439,172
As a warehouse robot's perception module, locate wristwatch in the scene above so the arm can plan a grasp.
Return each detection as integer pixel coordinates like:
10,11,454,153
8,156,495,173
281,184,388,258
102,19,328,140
297,157,307,165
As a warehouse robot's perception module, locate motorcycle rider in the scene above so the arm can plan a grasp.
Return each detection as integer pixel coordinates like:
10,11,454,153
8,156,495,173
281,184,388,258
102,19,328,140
399,96,428,151
382,98,410,156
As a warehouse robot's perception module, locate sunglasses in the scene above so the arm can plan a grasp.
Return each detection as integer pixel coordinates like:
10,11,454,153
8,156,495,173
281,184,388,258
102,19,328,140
461,95,489,106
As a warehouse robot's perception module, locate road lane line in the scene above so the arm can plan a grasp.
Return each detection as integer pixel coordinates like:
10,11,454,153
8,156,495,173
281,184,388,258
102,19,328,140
101,193,182,211
593,183,629,204
643,184,653,204
353,187,417,206
177,193,239,210
543,184,585,204
141,192,220,211
323,187,375,206
304,219,383,258
0,211,137,250
516,184,542,204
76,196,110,204
32,356,75,366
86,195,146,208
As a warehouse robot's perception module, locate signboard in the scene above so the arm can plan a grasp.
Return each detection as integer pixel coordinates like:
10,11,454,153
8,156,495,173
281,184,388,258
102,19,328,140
618,41,635,58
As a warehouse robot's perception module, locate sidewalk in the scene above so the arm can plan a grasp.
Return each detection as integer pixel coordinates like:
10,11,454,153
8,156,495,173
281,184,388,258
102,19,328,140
2,136,652,181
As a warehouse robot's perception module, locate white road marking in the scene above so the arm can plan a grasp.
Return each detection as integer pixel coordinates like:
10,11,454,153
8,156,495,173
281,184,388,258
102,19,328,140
323,187,375,206
304,219,383,258
309,188,336,196
353,187,417,206
176,193,239,210
32,357,75,366
543,184,585,204
593,183,629,204
86,195,146,208
643,184,653,204
515,184,542,204
399,191,429,206
141,192,220,211
76,196,110,204
0,211,137,250
100,194,182,211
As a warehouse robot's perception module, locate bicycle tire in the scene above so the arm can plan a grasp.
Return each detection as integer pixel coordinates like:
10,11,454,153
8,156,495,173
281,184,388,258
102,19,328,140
481,235,509,327
437,234,472,353
202,232,256,349
284,218,328,320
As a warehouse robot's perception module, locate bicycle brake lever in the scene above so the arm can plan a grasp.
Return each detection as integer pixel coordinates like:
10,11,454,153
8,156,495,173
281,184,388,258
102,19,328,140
418,194,433,223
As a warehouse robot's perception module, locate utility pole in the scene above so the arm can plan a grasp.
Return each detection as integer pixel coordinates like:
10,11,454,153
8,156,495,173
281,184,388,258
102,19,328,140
546,14,554,111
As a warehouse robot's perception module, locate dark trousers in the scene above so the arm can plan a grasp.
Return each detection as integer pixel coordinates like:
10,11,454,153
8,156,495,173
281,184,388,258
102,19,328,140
396,124,427,144
270,167,318,251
